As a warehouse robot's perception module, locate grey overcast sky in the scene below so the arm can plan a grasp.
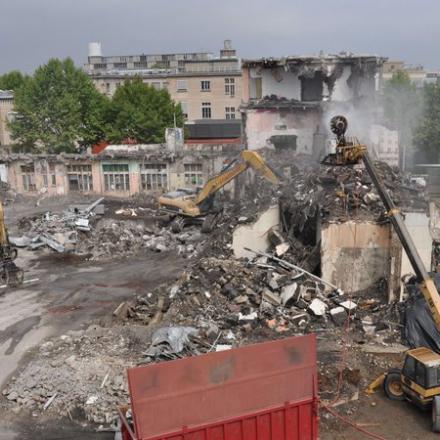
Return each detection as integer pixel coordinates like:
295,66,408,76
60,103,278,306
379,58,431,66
0,0,438,74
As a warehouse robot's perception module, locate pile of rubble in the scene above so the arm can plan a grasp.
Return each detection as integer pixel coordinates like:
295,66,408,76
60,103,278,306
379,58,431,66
276,157,426,228
2,324,144,424
11,198,206,260
10,198,105,253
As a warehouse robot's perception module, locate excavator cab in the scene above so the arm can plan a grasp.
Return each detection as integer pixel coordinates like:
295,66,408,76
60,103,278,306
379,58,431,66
383,348,440,432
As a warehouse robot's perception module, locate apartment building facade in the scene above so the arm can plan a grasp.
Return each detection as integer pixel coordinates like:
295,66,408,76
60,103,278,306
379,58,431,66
86,41,242,123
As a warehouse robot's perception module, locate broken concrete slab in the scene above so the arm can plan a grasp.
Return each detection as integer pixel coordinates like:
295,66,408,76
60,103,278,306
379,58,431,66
280,282,298,307
340,300,357,312
275,242,290,256
308,298,328,316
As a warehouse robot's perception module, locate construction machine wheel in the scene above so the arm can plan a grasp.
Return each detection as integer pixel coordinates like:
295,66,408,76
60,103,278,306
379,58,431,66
433,396,440,432
201,214,218,233
383,368,405,401
170,217,185,233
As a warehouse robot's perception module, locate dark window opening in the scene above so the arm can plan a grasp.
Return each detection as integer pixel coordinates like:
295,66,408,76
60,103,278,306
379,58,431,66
269,134,297,151
300,73,324,102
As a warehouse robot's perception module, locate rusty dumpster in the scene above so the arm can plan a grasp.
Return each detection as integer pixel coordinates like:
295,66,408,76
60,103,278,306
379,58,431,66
118,334,318,440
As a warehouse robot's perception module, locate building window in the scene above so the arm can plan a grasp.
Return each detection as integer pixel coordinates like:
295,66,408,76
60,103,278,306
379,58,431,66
184,163,203,185
140,163,168,191
40,162,56,187
177,80,188,91
225,107,236,119
202,102,211,119
114,62,127,69
225,78,235,96
67,164,93,192
102,164,130,192
152,82,161,90
201,80,211,91
21,165,36,192
180,102,189,120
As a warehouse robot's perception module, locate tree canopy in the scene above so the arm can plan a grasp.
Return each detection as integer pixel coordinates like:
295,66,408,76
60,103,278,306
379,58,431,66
105,78,184,144
9,58,108,153
414,80,440,162
0,71,29,91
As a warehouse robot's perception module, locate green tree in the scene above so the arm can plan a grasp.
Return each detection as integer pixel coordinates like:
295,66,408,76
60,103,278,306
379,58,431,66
9,58,108,153
414,80,440,162
0,71,29,91
106,78,183,144
383,71,422,167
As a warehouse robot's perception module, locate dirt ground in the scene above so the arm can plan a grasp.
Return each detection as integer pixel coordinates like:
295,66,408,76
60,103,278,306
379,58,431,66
0,195,439,440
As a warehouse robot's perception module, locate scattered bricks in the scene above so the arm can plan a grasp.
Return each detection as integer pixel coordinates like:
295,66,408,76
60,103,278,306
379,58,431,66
262,288,281,306
330,307,347,326
308,298,328,316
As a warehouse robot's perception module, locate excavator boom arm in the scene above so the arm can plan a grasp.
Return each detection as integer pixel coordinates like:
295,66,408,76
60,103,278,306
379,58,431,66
194,150,278,205
362,153,440,329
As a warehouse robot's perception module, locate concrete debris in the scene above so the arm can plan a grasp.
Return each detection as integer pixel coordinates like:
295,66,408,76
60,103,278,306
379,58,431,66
308,298,328,316
14,198,105,254
340,300,357,312
2,325,135,424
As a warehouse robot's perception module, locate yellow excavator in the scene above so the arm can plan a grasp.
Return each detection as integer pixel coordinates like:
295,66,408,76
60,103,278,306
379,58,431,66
0,201,23,287
326,115,440,432
158,150,279,233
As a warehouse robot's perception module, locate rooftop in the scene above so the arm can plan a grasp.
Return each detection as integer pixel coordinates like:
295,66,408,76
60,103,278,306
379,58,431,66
243,53,386,67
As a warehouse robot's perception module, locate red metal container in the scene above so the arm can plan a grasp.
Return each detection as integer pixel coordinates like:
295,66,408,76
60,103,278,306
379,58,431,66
119,334,318,440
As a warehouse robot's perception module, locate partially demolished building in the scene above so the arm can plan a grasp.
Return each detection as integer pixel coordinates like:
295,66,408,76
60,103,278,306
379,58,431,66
2,143,242,197
241,53,386,156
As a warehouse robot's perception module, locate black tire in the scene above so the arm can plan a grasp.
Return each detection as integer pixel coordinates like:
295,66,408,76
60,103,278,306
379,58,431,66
383,368,405,401
432,396,440,432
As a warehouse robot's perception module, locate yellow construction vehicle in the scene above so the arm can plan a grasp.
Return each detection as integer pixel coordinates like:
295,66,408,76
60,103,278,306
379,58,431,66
329,115,440,432
158,150,279,233
0,201,23,287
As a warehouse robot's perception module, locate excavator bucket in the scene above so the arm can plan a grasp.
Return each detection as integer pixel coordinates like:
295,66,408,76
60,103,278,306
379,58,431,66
241,150,279,184
119,334,318,440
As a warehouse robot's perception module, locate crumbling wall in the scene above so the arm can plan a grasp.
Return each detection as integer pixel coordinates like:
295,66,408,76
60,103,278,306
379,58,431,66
255,67,301,100
244,108,321,153
321,221,392,293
